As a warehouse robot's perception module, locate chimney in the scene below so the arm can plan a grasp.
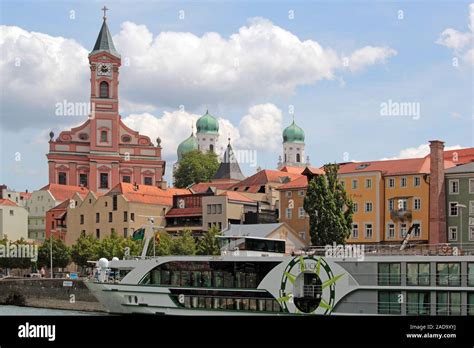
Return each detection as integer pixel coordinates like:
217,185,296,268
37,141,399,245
429,140,447,244
160,180,168,190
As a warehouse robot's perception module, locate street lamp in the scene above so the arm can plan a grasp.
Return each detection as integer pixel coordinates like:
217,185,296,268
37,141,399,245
455,203,467,250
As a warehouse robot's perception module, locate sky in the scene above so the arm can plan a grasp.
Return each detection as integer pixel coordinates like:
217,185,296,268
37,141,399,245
0,0,473,192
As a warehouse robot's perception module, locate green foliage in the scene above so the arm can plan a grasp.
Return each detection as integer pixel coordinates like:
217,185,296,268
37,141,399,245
171,229,196,255
37,237,71,269
303,163,354,246
173,150,219,188
71,232,99,269
197,225,222,255
154,231,173,256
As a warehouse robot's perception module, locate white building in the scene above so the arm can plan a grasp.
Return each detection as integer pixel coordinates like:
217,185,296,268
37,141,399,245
0,199,28,241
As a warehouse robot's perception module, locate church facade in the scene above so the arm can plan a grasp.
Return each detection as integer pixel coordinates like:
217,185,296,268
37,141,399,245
46,13,166,193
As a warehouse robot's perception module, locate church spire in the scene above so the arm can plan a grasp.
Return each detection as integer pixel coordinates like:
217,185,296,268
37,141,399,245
90,6,120,58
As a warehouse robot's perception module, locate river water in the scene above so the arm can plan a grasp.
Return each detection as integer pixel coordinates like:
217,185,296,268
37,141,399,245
0,305,104,315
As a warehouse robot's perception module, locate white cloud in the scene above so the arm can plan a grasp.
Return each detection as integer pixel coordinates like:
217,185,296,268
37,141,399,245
380,143,463,160
121,103,283,161
1,19,396,131
346,46,397,72
436,3,474,64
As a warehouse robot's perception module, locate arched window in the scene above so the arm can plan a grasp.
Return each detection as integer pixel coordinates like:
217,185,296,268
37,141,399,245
99,81,109,98
296,153,301,163
209,144,214,152
100,130,108,142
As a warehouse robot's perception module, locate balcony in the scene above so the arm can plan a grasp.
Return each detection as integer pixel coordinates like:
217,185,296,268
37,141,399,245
390,209,412,222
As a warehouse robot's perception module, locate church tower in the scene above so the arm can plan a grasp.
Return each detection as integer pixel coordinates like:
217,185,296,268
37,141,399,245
278,118,308,169
196,110,219,154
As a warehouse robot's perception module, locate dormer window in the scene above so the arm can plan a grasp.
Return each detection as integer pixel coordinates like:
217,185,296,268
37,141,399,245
100,130,108,142
99,81,109,98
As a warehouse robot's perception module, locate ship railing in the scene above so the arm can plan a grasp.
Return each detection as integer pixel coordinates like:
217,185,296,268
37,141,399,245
299,242,474,256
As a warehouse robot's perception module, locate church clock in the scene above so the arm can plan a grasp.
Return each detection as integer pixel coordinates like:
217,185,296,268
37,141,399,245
97,63,112,76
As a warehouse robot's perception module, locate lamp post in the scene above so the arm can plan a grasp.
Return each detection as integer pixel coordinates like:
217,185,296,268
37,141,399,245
455,203,467,250
50,233,53,279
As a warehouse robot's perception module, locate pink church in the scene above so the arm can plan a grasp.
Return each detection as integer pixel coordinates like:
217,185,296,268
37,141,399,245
47,12,166,193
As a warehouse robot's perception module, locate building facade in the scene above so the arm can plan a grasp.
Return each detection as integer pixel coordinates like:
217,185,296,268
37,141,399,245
445,162,474,246
46,14,166,193
0,199,28,241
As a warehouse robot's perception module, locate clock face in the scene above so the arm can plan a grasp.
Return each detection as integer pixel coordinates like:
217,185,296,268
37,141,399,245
97,63,112,76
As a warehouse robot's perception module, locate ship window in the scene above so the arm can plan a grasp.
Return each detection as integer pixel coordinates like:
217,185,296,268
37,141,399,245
468,264,474,286
468,293,474,316
407,263,430,286
436,263,461,286
378,291,401,314
407,291,430,315
378,263,401,286
436,292,461,315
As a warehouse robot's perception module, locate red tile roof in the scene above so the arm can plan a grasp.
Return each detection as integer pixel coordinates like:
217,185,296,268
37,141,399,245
39,184,89,202
191,182,235,193
230,170,303,193
49,199,71,211
20,192,31,200
219,191,256,203
278,175,308,190
165,207,202,217
107,183,175,206
441,148,474,165
0,198,18,206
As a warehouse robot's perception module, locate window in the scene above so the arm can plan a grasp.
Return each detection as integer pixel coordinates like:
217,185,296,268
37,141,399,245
407,263,430,286
469,293,474,316
298,190,305,197
131,213,135,222
378,291,401,314
340,180,345,189
352,224,359,239
100,173,109,189
144,177,153,186
100,130,108,142
96,213,100,223
96,229,100,239
99,81,109,98
413,223,421,238
79,173,88,187
437,263,461,286
401,177,407,188
413,198,421,210
285,208,292,219
299,232,306,240
209,144,214,152
58,172,67,185
123,228,128,238
80,214,84,225
9,210,14,216
398,199,408,211
388,178,395,188
123,211,128,222
365,223,373,239
112,195,117,211
352,179,358,189
378,263,401,286
286,191,292,198
365,179,372,188
448,226,457,241
365,202,373,212
436,292,461,315
414,176,421,187
448,180,459,194
449,202,458,216
298,207,305,219
407,292,430,315
123,175,131,183
387,223,395,239
400,223,407,238
470,226,474,241
470,179,474,193
469,200,474,215
388,199,394,212
468,264,474,286
353,202,358,213
296,153,301,163
108,212,113,223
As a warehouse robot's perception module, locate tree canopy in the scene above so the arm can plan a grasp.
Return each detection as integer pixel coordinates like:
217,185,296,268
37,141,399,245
303,163,354,246
197,225,222,255
37,237,71,269
173,150,219,188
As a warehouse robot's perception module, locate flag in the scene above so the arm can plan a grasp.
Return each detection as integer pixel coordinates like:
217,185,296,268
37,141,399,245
132,228,145,241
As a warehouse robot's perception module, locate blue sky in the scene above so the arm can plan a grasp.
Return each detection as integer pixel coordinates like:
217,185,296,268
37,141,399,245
1,0,473,191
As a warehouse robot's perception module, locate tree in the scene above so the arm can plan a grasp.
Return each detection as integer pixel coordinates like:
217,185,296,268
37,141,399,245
118,237,142,259
304,163,354,246
37,237,71,269
94,231,122,260
171,229,196,255
154,231,174,256
173,150,219,188
197,225,222,255
71,233,98,269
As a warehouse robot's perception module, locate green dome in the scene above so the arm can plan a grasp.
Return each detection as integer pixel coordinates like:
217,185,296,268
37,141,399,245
177,133,198,161
196,110,219,134
283,121,305,143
